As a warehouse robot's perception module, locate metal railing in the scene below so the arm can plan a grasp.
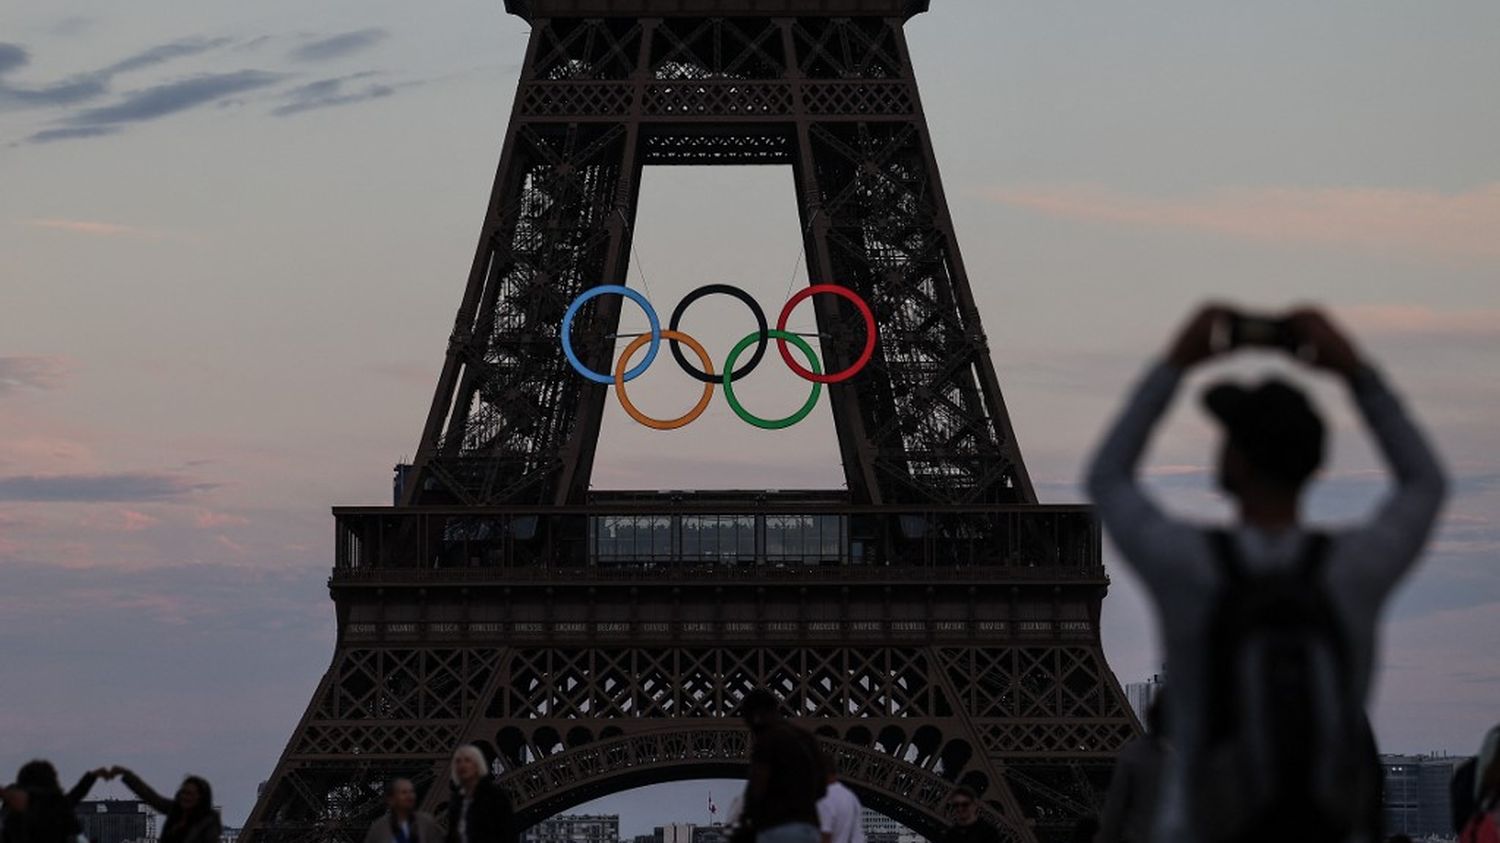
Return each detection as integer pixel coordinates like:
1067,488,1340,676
331,502,1098,577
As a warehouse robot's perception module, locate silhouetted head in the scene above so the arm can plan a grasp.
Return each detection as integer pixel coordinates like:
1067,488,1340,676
159,775,213,833
176,777,212,817
451,745,489,790
1477,722,1500,807
738,689,782,735
1204,378,1324,505
1145,692,1168,737
386,779,417,816
15,761,61,793
946,786,979,828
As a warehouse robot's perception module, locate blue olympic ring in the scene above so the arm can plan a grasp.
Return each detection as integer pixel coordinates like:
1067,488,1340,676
561,285,662,384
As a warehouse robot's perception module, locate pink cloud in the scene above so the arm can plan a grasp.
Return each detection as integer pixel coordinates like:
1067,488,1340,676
216,534,248,554
1343,304,1500,340
984,182,1500,263
195,510,250,528
118,509,159,532
21,218,157,238
0,435,94,472
0,355,71,394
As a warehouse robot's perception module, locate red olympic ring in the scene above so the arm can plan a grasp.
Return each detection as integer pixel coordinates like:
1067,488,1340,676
775,284,877,384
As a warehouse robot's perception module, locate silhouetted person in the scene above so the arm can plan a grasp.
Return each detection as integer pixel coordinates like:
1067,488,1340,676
938,786,1001,843
739,689,826,843
1456,759,1481,837
1,761,83,843
365,778,441,843
446,746,515,843
1460,727,1500,843
815,751,864,843
1086,305,1446,843
112,767,221,843
1097,694,1168,843
1385,835,1412,843
1455,724,1500,837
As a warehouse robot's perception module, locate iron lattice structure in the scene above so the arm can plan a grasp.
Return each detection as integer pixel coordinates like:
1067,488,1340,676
244,4,1137,843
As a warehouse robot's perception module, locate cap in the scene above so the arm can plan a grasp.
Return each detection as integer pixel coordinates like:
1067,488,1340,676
1202,377,1325,489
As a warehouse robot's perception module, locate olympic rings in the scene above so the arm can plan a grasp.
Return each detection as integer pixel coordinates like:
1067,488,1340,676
723,330,822,430
562,285,661,384
560,282,877,429
776,284,877,384
669,284,768,384
615,330,717,430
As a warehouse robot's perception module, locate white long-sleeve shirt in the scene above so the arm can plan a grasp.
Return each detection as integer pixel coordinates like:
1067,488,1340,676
1084,361,1447,843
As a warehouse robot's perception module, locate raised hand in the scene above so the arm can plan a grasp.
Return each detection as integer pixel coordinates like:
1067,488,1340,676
1165,303,1235,369
1285,307,1363,378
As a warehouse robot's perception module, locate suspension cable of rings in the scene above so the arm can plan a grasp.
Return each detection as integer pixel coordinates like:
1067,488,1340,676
604,207,828,342
617,208,655,311
781,208,821,333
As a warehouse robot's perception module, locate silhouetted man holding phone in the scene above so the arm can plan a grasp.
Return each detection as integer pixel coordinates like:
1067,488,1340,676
1086,305,1446,843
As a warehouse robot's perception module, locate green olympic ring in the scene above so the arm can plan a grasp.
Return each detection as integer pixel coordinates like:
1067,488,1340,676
721,330,823,430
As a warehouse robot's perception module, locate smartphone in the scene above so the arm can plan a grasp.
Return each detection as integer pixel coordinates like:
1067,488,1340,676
1214,312,1306,356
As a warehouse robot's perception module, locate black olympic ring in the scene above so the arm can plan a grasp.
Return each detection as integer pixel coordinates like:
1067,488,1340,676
668,284,769,384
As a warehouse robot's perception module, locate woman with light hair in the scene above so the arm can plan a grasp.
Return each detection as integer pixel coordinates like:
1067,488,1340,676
445,745,515,843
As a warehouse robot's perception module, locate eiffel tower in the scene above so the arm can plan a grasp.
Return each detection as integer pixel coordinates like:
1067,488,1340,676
242,3,1138,843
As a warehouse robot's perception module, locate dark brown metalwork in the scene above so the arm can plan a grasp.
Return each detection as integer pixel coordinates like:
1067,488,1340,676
243,6,1136,843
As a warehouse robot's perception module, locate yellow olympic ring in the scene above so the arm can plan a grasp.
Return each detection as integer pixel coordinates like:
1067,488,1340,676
614,329,716,431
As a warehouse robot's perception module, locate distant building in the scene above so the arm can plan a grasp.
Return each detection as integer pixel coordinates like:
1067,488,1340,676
75,800,154,843
647,822,729,843
658,823,692,843
221,827,242,843
1382,754,1461,839
523,814,620,843
692,826,727,843
861,808,925,843
1122,674,1164,726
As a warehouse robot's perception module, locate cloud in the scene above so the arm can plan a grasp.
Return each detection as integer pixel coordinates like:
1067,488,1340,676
62,69,283,126
270,72,395,117
116,510,160,532
1344,304,1500,342
984,182,1500,263
23,125,120,143
0,42,31,75
0,472,217,502
0,356,70,393
288,29,389,62
100,37,233,76
22,217,151,236
195,510,250,528
0,37,234,110
0,72,106,109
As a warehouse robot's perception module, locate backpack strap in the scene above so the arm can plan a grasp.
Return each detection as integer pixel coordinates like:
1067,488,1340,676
1297,532,1332,579
1207,528,1246,582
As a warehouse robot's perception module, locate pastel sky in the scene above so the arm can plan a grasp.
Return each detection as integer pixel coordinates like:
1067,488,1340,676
2,0,1497,829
